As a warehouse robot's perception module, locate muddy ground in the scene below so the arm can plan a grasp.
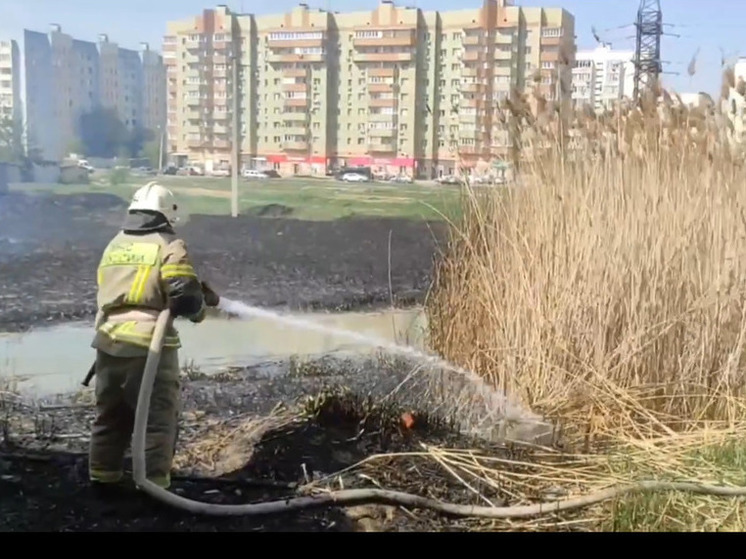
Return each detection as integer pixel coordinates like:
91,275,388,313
0,355,554,532
0,191,447,333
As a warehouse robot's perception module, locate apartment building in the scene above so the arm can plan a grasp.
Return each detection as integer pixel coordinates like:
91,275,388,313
0,39,21,143
23,25,166,162
163,7,251,172
165,1,575,178
572,44,634,114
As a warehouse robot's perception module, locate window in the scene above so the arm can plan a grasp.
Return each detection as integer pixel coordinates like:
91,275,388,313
541,28,562,38
269,31,324,41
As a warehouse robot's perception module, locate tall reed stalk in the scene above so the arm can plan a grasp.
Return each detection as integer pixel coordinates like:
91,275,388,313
427,85,746,446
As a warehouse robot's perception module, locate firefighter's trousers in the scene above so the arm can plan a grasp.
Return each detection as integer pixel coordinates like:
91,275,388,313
88,348,180,489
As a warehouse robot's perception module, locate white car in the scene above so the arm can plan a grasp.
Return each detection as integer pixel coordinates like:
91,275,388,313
342,172,369,182
243,169,269,179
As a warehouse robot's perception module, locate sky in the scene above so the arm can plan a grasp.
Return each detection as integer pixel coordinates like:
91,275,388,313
0,0,743,97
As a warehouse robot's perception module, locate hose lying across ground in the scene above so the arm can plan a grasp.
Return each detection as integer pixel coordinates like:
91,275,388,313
131,309,746,519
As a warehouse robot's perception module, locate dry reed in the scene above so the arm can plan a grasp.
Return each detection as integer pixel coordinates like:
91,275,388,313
425,81,746,527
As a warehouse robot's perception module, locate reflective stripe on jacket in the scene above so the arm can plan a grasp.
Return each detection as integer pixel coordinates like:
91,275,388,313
92,228,206,352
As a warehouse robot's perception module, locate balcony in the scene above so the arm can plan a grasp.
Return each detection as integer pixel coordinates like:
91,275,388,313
540,35,563,47
458,145,480,155
461,83,484,93
368,128,397,138
461,67,479,78
540,50,560,62
282,82,308,93
493,65,512,77
368,112,397,123
268,38,325,49
283,68,308,78
368,68,396,78
185,39,202,50
462,50,483,62
213,110,229,120
187,139,204,148
463,35,482,46
462,98,485,109
283,140,309,150
459,113,481,123
369,98,396,108
284,97,309,108
283,126,307,136
268,53,325,64
213,68,228,78
495,33,514,45
283,112,308,123
185,96,203,107
353,52,413,64
368,142,396,153
353,34,416,48
368,83,394,94
494,49,513,61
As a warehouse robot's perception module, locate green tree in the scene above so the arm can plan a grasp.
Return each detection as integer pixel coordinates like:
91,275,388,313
141,138,163,169
77,108,129,158
0,116,24,164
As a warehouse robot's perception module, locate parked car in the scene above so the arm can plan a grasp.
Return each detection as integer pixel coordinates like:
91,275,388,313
243,169,269,179
341,172,369,182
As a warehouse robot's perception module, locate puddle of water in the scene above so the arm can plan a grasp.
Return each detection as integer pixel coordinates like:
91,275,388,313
0,308,427,398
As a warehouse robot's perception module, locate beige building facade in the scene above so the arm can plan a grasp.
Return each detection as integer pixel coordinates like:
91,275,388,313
165,1,575,178
0,39,21,135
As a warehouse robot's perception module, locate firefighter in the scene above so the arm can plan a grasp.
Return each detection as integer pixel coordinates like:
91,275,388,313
88,181,220,492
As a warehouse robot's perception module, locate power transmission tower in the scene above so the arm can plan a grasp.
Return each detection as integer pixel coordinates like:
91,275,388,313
633,0,663,102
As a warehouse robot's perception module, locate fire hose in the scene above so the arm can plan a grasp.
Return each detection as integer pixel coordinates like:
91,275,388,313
132,308,536,517
130,309,746,519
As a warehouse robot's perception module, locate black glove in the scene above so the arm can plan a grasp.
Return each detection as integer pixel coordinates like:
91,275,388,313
201,280,220,307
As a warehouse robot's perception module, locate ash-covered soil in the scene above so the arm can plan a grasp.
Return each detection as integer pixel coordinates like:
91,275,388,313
0,356,526,532
0,191,446,333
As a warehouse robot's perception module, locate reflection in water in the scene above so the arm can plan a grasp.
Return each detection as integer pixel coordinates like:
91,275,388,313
0,308,427,397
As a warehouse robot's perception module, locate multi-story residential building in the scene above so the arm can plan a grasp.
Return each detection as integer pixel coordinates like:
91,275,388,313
0,39,21,137
140,43,168,135
23,25,166,162
163,6,252,173
165,0,575,178
572,44,634,114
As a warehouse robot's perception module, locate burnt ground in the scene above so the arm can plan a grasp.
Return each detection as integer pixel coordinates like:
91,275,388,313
0,356,546,533
0,190,448,333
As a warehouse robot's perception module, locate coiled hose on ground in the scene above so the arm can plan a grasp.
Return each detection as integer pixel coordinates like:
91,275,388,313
130,309,746,519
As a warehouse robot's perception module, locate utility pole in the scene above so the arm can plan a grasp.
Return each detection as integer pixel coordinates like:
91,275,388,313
157,125,164,173
230,50,240,217
633,0,663,103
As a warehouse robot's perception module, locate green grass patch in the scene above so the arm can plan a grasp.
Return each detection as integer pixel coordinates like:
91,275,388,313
10,174,462,222
603,441,746,532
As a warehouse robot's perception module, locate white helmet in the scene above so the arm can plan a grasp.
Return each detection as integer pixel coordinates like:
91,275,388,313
128,181,181,226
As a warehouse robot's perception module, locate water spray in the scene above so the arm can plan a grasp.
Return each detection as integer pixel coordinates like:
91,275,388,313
131,300,542,516
217,298,532,421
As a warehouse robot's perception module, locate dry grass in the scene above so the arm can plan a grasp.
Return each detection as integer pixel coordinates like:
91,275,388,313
172,405,299,477
425,82,746,530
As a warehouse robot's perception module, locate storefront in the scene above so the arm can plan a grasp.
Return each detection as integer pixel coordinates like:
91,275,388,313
265,154,328,176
